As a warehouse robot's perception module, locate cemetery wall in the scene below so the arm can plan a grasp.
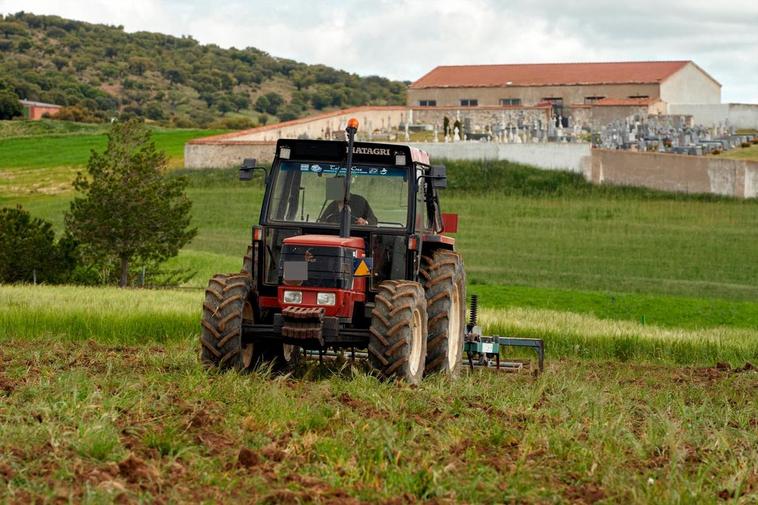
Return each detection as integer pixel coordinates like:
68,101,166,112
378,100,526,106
183,140,758,200
183,138,591,173
403,142,591,173
219,106,410,142
184,141,276,169
667,103,758,129
590,149,758,198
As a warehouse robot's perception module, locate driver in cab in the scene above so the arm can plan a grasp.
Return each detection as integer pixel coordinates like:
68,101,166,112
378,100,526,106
319,177,377,225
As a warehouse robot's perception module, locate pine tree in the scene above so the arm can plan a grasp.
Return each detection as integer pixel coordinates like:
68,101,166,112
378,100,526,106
65,120,197,287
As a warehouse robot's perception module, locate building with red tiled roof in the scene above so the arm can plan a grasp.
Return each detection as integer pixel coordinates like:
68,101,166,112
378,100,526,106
20,99,62,120
408,61,720,110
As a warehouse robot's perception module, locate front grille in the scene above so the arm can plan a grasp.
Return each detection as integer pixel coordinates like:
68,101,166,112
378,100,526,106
279,245,353,289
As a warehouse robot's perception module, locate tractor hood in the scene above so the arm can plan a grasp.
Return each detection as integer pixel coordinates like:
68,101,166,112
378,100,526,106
279,235,366,290
282,234,364,250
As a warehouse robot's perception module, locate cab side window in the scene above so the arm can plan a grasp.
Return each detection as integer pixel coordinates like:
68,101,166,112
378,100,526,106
414,167,430,232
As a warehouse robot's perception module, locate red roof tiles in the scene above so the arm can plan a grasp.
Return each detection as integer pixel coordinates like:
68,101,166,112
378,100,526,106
410,61,692,89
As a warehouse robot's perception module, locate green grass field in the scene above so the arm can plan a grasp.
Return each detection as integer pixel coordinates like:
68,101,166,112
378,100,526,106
717,143,758,161
0,335,755,503
2,285,756,365
0,121,226,199
4,159,758,327
1,129,757,503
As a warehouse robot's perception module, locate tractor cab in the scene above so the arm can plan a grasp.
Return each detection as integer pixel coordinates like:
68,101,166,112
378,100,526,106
247,133,455,318
203,119,466,384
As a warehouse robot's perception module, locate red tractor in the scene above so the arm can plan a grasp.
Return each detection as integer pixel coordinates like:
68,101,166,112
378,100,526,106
200,119,465,384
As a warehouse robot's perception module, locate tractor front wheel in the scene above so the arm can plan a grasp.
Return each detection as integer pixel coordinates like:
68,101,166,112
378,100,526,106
421,250,466,376
368,281,428,385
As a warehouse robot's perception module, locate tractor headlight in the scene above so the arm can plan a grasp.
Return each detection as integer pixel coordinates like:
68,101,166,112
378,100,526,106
317,292,336,306
283,290,302,304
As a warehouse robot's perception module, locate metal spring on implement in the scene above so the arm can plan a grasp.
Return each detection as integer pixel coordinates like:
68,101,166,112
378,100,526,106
469,294,478,327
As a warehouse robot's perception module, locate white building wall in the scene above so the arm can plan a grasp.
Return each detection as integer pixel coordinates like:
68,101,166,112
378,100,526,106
660,62,721,104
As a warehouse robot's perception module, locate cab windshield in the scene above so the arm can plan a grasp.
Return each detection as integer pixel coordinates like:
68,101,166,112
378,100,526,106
267,161,409,228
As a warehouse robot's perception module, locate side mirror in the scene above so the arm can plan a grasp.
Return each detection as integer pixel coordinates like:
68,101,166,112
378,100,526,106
240,158,267,181
431,164,447,189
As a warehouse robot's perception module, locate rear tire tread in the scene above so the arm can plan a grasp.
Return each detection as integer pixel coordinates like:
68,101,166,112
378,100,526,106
368,281,427,384
200,273,250,370
421,250,466,376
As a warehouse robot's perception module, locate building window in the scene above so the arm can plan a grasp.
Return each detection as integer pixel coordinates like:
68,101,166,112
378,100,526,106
460,99,478,107
418,100,436,107
584,96,605,104
542,97,563,105
499,98,521,106
628,95,649,99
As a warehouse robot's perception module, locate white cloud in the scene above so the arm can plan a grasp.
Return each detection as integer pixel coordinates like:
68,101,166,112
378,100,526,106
2,0,757,101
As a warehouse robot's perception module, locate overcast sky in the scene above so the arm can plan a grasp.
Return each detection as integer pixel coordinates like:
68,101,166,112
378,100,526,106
3,0,757,102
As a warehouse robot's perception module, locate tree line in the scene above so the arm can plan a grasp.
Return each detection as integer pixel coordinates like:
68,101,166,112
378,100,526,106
0,12,407,127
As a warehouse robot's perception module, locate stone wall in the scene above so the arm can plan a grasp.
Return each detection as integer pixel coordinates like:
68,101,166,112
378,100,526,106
184,141,276,169
182,137,758,200
590,149,758,198
667,103,758,129
221,106,409,141
403,142,591,173
183,138,591,173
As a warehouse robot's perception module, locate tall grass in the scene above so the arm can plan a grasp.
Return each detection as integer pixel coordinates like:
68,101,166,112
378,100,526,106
481,307,758,365
472,283,758,330
2,285,756,365
0,285,198,344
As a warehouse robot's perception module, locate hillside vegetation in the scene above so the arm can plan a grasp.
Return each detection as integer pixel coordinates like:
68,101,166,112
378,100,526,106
0,13,406,127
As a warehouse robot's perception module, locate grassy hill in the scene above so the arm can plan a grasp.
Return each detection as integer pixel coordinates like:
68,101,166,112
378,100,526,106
0,12,406,127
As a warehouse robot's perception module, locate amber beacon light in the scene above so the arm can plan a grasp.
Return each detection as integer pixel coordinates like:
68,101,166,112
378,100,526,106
346,117,359,130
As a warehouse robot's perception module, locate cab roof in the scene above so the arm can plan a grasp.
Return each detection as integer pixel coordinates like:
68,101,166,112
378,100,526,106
274,139,430,166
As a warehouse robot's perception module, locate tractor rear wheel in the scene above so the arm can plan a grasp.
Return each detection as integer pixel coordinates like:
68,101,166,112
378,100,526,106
200,273,252,370
420,250,466,376
368,280,428,385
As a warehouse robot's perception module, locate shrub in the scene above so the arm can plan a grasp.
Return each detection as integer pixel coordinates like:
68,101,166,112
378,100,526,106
210,115,255,130
0,206,80,284
51,106,101,123
0,88,22,120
